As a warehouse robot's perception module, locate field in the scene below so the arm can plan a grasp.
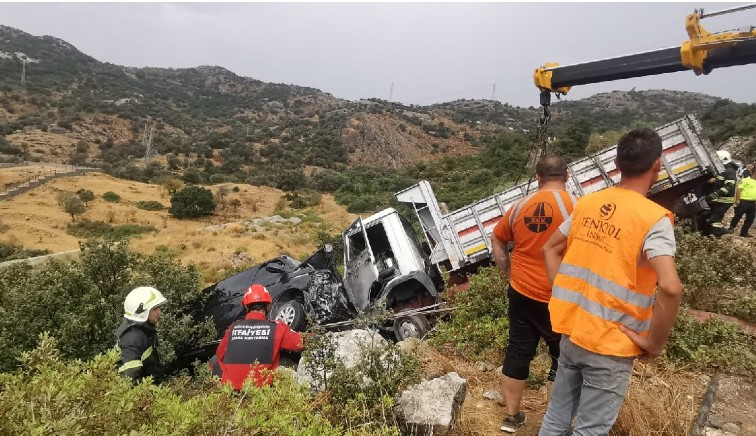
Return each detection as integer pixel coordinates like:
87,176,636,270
0,170,354,283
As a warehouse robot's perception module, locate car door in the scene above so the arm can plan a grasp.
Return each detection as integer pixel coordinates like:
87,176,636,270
342,217,379,312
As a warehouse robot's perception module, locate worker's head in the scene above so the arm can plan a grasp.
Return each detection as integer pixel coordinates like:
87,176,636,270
615,129,663,183
535,155,568,187
242,284,272,315
123,286,167,325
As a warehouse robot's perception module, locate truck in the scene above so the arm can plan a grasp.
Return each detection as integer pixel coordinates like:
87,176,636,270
394,114,725,286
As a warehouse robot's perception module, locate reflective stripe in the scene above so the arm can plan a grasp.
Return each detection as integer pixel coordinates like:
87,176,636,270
552,191,570,221
552,285,651,332
141,346,153,361
509,192,538,228
118,360,143,373
559,263,654,308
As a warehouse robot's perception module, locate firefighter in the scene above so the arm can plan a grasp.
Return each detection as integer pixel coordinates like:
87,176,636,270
212,284,304,390
491,155,575,433
540,129,683,435
704,151,737,232
115,286,167,383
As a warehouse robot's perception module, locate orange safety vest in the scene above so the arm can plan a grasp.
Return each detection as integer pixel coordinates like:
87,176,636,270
549,187,674,357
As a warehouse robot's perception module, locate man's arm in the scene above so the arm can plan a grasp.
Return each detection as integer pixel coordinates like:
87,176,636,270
542,231,568,285
491,235,511,279
280,327,304,352
620,255,683,358
215,325,232,363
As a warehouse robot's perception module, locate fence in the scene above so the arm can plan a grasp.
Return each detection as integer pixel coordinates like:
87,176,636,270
0,164,98,201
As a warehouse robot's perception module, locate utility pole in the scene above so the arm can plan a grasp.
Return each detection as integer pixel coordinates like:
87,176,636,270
389,82,394,103
143,123,155,165
491,83,496,101
20,59,26,85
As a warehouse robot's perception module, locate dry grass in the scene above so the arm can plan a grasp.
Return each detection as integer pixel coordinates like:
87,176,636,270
0,171,354,284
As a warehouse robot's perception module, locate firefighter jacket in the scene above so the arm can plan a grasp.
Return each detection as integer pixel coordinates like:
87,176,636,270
549,187,674,357
707,173,737,204
115,318,164,382
213,312,303,390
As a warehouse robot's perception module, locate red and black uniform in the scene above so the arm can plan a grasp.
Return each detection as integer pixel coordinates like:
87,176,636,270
213,312,303,390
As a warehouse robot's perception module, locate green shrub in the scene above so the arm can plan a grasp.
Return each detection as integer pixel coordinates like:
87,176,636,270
102,191,121,202
0,243,51,262
136,200,166,211
432,266,509,358
0,334,340,436
76,188,95,205
676,230,756,322
66,220,156,240
285,189,322,209
666,310,756,374
303,329,419,433
0,240,214,371
170,186,216,219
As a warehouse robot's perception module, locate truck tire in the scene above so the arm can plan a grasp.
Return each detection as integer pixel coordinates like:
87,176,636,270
393,313,431,341
272,300,307,332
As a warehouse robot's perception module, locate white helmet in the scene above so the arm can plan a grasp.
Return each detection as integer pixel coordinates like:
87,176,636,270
716,150,732,165
124,287,167,322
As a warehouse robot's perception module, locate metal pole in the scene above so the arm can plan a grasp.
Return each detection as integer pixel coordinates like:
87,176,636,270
700,3,756,19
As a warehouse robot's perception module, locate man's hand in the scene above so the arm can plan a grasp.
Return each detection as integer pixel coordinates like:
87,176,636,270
618,324,661,359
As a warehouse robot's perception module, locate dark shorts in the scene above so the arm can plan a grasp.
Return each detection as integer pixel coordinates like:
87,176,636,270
502,285,561,381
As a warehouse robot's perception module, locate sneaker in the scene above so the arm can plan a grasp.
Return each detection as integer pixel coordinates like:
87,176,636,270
500,411,526,433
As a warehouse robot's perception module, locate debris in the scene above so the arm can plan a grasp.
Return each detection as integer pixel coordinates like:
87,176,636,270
395,372,468,435
475,360,496,372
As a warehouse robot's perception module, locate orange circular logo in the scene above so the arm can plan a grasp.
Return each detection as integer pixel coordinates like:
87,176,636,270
523,202,553,233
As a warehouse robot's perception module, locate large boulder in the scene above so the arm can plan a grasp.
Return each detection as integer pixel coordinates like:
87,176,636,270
396,372,467,435
295,329,387,391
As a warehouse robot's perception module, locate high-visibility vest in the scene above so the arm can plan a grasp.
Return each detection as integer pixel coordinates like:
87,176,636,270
549,187,674,357
739,177,756,201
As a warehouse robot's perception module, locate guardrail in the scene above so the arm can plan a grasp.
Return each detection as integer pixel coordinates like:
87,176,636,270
0,165,98,201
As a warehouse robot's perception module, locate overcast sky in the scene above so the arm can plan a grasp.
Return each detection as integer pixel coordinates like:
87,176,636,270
1,2,755,107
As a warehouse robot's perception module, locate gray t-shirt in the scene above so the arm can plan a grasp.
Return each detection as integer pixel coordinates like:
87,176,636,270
558,215,676,258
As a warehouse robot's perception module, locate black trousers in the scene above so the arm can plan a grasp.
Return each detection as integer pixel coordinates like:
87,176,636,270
502,285,561,381
708,201,732,224
730,200,755,237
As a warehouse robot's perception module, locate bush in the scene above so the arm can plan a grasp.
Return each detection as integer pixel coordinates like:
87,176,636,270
0,334,340,436
102,191,121,202
665,310,756,374
169,186,216,219
285,189,322,209
136,200,165,211
0,240,214,372
0,242,50,262
675,230,756,322
63,196,86,221
66,220,157,240
432,266,509,358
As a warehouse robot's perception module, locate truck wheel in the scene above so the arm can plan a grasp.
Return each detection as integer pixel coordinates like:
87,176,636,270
393,313,431,341
272,300,307,331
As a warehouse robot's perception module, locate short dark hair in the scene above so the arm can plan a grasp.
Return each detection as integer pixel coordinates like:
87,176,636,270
536,155,568,182
245,302,269,313
616,129,662,177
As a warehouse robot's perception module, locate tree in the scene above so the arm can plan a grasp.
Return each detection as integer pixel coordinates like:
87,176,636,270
553,118,593,158
230,198,242,212
64,196,85,221
169,186,215,219
162,178,185,195
76,189,95,206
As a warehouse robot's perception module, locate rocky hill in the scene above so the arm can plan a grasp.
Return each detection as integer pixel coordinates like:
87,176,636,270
1,24,754,194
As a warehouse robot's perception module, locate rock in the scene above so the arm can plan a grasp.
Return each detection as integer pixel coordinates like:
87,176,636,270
475,361,495,372
295,329,387,391
482,389,502,402
24,216,30,221
722,423,740,434
267,215,288,224
709,415,726,429
704,427,724,436
496,365,503,374
396,372,467,435
288,217,302,226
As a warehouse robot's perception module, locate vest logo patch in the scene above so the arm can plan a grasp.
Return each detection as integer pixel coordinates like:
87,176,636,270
523,202,553,233
599,202,616,220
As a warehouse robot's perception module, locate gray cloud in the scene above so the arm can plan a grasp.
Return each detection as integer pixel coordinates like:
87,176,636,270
1,2,754,107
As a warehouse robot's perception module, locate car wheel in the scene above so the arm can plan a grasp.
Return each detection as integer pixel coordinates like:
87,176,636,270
272,300,306,331
393,313,431,341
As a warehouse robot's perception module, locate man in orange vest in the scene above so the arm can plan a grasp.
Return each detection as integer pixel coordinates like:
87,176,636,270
539,129,683,435
491,155,575,433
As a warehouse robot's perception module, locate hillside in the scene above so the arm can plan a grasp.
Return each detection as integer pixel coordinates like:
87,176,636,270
2,24,755,214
